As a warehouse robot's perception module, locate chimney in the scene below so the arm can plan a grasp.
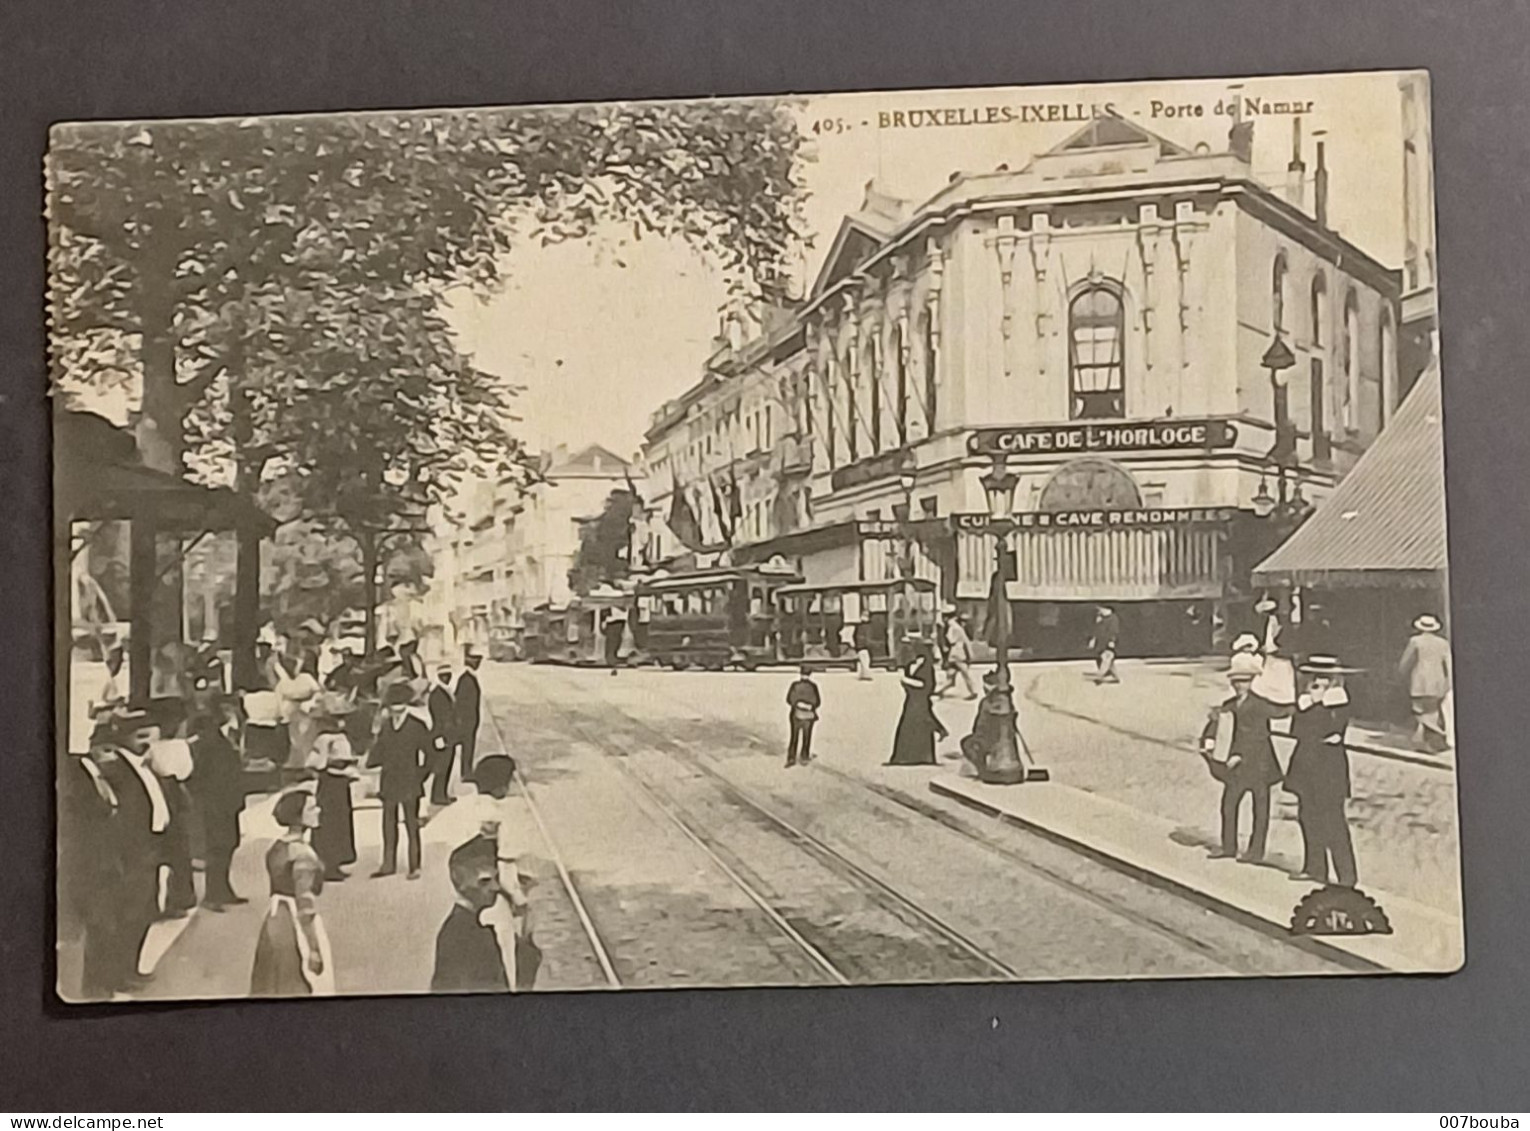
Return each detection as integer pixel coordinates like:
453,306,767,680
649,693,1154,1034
1286,117,1306,210
1314,139,1330,228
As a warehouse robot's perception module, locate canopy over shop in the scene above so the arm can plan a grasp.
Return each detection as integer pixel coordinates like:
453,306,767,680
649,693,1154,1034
55,410,274,729
1253,364,1447,717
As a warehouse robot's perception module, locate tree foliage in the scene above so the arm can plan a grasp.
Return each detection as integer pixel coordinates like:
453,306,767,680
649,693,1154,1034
48,99,811,648
570,488,641,596
47,100,812,475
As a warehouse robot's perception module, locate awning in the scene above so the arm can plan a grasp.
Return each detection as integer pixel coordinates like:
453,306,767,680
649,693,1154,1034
1254,363,1445,588
55,410,275,536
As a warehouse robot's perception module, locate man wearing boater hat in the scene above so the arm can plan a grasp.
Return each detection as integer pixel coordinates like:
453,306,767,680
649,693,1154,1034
1399,614,1452,753
1284,655,1361,887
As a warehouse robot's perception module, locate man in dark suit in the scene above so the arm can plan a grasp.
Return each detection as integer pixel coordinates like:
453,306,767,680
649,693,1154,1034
426,666,457,806
184,676,248,910
95,709,169,992
431,836,510,994
368,682,430,879
455,650,484,784
60,731,125,1001
784,665,821,767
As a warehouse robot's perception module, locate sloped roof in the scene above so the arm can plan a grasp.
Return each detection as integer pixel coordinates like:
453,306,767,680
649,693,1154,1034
1045,113,1193,159
547,443,633,478
1254,363,1446,587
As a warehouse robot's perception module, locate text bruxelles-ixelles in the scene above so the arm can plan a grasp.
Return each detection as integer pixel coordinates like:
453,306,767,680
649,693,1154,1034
878,103,1117,128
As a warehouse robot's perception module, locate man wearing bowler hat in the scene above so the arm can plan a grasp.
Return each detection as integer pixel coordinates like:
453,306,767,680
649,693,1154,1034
368,681,431,879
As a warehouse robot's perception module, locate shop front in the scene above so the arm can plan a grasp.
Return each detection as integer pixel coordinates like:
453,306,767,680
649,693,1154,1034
953,507,1235,658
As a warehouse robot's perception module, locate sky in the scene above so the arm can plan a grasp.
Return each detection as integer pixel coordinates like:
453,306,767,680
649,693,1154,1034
62,71,1420,465
446,70,1418,462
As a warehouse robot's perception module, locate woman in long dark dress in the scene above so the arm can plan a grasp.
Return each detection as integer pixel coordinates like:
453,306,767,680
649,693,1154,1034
250,788,334,997
888,638,944,766
309,693,359,882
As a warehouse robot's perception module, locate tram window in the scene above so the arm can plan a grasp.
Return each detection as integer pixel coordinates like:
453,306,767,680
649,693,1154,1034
868,591,888,613
750,588,765,617
807,593,821,614
825,593,842,614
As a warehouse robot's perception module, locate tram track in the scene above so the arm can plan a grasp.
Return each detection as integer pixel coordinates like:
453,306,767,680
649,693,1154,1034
601,672,1361,978
514,672,1021,985
480,701,623,989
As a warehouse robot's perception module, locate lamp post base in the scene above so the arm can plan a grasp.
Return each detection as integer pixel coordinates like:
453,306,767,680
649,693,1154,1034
979,689,1027,785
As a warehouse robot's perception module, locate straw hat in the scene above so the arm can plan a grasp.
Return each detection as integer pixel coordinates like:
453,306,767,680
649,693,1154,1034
1413,614,1442,633
1231,633,1261,654
1228,653,1264,679
1254,596,1278,614
1299,655,1364,675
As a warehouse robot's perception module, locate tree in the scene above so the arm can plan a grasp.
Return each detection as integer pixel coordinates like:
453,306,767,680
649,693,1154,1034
48,102,812,475
48,100,811,656
570,488,641,595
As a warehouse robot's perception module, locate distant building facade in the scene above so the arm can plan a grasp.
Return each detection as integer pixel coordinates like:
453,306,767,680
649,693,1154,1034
433,444,637,654
641,113,1404,656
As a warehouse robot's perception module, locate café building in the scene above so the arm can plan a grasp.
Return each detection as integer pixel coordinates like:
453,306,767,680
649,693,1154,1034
645,112,1404,657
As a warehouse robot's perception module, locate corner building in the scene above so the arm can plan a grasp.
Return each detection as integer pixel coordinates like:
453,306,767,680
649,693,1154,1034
643,114,1402,658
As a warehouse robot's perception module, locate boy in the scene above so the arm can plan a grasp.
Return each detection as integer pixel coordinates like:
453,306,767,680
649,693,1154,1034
785,665,821,767
431,837,509,993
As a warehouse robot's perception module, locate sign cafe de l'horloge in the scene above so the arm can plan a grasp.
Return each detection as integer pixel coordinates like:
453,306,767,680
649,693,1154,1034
967,417,1238,458
954,417,1240,534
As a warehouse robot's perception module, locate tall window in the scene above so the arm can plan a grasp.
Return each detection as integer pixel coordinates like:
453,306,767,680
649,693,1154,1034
922,309,938,433
1310,274,1327,348
824,361,836,468
1381,308,1397,426
893,323,909,447
843,348,859,461
1068,284,1126,420
1272,254,1289,336
802,370,815,437
865,338,881,454
1342,290,1361,432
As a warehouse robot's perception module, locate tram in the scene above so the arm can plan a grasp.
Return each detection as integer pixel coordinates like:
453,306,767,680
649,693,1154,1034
634,563,801,670
774,577,940,670
525,590,631,665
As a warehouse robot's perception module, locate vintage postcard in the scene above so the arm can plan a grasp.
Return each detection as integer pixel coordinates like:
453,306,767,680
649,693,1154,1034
50,70,1459,1004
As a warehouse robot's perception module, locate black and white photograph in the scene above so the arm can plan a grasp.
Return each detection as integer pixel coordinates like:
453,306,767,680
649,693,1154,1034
49,69,1460,1005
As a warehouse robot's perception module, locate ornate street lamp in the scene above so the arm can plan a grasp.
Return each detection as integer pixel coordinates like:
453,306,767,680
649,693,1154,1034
977,454,1026,785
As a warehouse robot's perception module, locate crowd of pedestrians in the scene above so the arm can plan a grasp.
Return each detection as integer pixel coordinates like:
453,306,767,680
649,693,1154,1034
61,629,528,1001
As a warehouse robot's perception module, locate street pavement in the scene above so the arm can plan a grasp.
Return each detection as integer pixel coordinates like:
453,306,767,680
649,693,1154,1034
137,654,1466,997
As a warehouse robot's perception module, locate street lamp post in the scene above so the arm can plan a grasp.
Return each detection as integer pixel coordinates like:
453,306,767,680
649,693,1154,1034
978,453,1026,785
896,470,917,579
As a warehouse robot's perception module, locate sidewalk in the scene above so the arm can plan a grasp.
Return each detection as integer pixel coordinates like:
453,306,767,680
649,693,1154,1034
1013,659,1464,916
929,774,1464,974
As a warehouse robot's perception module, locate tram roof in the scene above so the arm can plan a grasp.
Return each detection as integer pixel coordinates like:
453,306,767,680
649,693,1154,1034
636,565,802,591
774,578,937,595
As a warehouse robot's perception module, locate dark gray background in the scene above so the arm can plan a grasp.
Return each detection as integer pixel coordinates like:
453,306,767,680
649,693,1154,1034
3,0,1527,1111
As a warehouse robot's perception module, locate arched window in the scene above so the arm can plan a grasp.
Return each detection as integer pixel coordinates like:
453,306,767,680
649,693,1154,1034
1310,274,1327,348
1272,254,1289,336
1341,290,1361,432
1068,284,1126,420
